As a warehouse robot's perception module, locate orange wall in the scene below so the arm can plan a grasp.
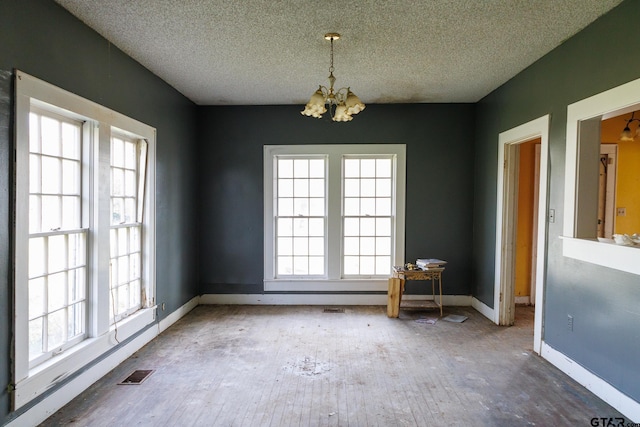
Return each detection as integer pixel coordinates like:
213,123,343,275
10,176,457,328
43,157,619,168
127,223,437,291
514,139,539,298
601,113,640,235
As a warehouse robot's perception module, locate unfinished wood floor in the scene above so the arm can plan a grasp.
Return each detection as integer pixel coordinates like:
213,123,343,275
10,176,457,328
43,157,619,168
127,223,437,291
42,305,623,426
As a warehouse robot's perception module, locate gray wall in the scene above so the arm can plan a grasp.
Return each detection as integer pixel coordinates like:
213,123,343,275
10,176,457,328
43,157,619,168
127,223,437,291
472,0,640,401
0,0,199,423
197,103,476,296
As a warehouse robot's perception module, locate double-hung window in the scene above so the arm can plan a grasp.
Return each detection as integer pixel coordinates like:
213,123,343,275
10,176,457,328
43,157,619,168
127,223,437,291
264,144,406,292
14,71,156,408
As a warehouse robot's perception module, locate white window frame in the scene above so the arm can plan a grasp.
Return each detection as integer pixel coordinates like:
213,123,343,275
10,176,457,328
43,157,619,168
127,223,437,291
563,76,640,275
264,144,406,292
13,70,156,409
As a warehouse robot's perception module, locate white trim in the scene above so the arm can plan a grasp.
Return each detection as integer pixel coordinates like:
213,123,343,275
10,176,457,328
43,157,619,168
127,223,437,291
515,296,530,305
7,297,198,427
563,77,640,275
541,342,640,422
199,293,472,306
471,297,495,321
495,115,550,355
562,237,640,275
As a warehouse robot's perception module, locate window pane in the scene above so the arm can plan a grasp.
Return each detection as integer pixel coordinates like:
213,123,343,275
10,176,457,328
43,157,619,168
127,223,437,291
278,159,293,178
344,159,359,177
293,159,308,177
376,256,391,275
344,256,359,275
30,155,41,193
294,178,309,197
69,267,86,302
344,179,359,197
112,137,124,167
361,159,376,177
62,196,80,229
112,197,123,224
41,156,61,194
124,141,137,169
110,229,118,258
293,237,309,256
344,237,359,255
277,237,293,256
48,272,67,312
61,122,80,160
41,116,60,156
376,237,391,255
293,199,309,216
47,309,66,350
360,237,375,255
29,237,46,278
42,196,61,231
344,218,359,236
360,218,375,236
344,198,359,216
124,198,136,223
376,198,392,216
361,179,375,197
124,170,136,197
129,280,141,308
68,232,85,268
48,235,66,273
118,255,129,284
359,256,375,274
293,257,308,275
68,302,84,339
309,159,324,178
309,237,324,256
278,179,293,197
308,218,324,236
130,254,140,281
309,198,324,216
112,168,124,196
278,198,293,216
277,218,293,237
29,278,45,320
293,218,308,236
277,256,292,275
376,218,391,236
62,160,80,194
360,198,375,216
29,318,44,360
376,178,391,197
29,112,40,153
376,159,391,177
309,257,324,275
309,179,324,197
118,283,129,315
29,195,42,233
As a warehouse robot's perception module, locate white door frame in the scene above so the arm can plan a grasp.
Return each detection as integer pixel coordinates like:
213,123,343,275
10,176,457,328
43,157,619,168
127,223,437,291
494,115,550,354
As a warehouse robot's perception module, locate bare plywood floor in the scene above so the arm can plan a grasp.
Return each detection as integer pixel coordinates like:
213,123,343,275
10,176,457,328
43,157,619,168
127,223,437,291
42,305,622,426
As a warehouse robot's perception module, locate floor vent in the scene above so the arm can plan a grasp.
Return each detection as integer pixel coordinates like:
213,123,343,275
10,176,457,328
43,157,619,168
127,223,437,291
323,308,345,313
118,369,154,385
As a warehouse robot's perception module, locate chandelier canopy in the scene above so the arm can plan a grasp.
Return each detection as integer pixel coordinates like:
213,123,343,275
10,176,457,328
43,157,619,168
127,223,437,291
301,33,365,122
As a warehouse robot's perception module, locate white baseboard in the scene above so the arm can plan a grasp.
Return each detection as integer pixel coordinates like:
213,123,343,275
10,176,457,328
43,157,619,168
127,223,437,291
472,297,495,323
541,342,639,422
199,293,472,306
8,297,199,427
515,296,530,305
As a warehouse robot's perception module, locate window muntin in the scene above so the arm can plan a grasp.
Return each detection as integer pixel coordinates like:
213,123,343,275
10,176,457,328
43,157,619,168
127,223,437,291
275,157,326,276
343,157,393,276
27,108,87,366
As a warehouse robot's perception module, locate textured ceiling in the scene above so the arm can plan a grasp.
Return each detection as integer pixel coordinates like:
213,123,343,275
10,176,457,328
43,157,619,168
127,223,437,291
54,0,623,106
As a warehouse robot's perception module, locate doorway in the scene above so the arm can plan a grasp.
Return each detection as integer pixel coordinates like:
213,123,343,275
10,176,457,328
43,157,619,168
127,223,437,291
494,115,550,355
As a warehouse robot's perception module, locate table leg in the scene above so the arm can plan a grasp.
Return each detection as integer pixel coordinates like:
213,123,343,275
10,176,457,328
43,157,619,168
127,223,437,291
387,278,402,318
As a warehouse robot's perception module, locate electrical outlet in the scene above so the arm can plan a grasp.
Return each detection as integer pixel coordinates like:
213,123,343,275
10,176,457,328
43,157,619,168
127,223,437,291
567,315,574,331
617,207,626,216
549,209,555,223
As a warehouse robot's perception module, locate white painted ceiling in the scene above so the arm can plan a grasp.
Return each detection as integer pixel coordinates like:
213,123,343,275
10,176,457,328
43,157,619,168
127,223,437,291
54,0,623,106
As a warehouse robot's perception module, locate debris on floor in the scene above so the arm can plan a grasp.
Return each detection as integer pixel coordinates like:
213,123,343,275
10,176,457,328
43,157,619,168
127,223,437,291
415,317,438,324
443,314,468,323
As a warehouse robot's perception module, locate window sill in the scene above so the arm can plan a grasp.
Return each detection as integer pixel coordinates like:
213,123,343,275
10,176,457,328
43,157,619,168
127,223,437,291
14,307,155,409
264,279,389,292
561,236,640,275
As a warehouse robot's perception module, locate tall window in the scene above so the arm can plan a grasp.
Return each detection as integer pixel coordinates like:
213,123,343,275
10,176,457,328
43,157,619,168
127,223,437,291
27,108,86,366
110,134,147,322
14,71,156,408
264,145,406,292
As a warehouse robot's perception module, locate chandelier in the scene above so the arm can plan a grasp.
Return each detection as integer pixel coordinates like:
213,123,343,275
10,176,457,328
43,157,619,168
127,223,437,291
301,33,365,122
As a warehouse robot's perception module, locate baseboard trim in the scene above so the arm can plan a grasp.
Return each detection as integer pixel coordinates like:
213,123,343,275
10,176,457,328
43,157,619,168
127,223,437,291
515,296,530,305
8,297,199,427
541,342,639,422
199,293,472,306
472,297,495,323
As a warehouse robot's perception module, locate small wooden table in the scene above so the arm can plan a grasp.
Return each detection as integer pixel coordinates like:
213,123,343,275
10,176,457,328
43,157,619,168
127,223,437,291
387,266,444,318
